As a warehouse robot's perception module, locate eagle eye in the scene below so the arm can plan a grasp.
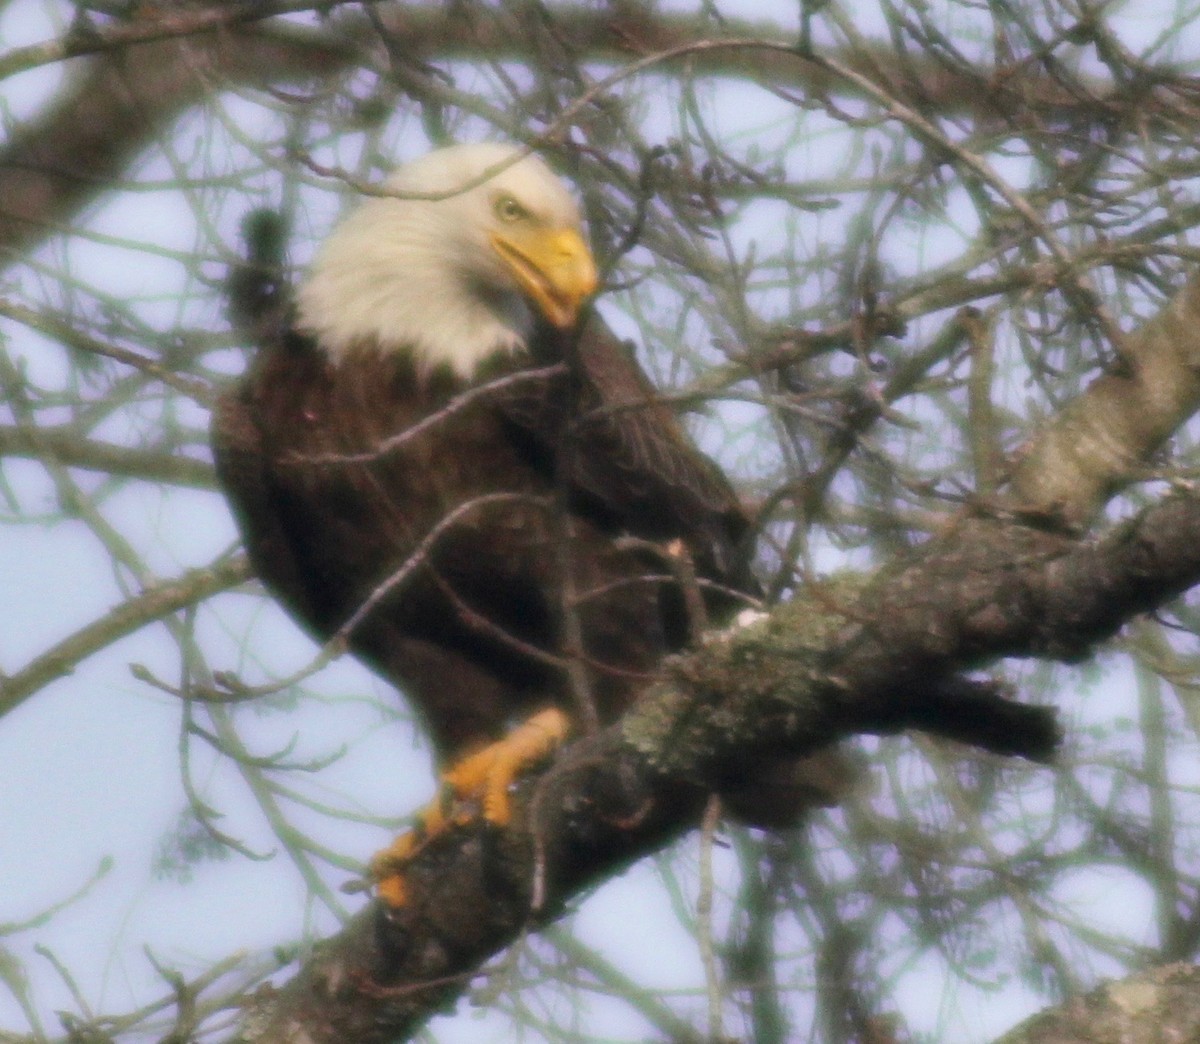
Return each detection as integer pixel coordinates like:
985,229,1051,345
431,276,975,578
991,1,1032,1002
494,194,528,223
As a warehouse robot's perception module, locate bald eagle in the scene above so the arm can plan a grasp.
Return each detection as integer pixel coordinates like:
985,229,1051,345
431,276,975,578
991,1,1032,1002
213,144,816,902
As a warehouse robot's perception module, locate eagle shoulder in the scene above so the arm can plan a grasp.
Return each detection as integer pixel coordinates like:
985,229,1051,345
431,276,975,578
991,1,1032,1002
495,313,754,587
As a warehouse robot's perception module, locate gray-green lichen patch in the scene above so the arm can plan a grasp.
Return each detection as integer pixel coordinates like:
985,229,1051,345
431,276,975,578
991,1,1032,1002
619,574,870,780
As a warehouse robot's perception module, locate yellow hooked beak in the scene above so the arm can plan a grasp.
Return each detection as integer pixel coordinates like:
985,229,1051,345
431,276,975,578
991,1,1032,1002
490,225,599,329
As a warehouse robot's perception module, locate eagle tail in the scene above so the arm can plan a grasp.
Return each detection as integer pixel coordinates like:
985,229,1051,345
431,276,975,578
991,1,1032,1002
227,208,293,344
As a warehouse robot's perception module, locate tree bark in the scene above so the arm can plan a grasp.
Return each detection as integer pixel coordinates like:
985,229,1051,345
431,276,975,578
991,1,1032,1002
995,962,1200,1044
234,478,1200,1042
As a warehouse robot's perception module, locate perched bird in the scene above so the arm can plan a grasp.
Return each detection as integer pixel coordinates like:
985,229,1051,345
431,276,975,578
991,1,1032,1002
213,144,837,904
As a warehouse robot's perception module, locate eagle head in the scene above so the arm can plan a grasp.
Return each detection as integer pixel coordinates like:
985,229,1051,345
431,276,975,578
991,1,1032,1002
296,143,599,376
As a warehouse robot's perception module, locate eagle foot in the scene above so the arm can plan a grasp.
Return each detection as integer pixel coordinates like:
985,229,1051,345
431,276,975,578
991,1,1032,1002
368,708,571,908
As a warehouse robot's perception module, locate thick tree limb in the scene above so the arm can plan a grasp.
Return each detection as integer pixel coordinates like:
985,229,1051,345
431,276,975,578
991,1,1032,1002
1011,274,1200,527
0,0,367,82
995,962,1200,1043
236,484,1200,1044
0,19,348,262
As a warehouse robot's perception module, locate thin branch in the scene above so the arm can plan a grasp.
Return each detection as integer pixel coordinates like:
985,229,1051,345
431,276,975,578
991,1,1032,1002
0,0,373,81
0,556,249,720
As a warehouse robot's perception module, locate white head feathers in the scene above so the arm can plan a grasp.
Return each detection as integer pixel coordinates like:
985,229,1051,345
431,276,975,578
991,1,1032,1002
296,143,586,376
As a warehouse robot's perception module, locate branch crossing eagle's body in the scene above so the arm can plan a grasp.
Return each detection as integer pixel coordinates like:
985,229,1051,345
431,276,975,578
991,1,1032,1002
214,147,840,895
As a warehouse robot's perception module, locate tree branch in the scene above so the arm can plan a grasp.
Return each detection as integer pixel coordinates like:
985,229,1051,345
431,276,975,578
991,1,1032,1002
0,555,250,720
0,18,348,262
1011,274,1200,527
995,962,1200,1043
0,424,215,487
237,480,1200,1043
0,0,368,81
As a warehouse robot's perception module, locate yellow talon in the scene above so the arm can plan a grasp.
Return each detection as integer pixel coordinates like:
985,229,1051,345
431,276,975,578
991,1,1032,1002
367,708,571,907
441,708,571,826
375,873,409,908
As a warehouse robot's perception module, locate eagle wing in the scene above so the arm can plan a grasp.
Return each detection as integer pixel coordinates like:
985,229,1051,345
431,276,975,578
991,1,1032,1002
496,313,754,587
211,366,324,628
